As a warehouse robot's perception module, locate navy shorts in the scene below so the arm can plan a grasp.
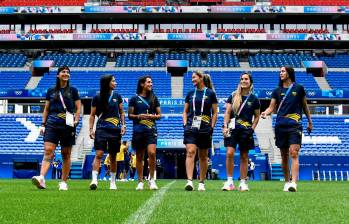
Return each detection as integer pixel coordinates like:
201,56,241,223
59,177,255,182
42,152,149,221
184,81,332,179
132,128,157,150
94,128,121,153
183,125,212,149
44,124,76,147
275,125,302,149
224,128,254,151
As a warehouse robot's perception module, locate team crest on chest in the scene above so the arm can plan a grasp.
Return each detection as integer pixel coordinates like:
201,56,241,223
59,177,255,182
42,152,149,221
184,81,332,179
292,92,297,96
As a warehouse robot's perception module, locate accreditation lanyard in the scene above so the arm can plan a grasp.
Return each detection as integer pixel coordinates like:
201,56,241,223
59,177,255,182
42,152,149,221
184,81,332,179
59,91,74,127
228,93,250,130
236,94,251,117
192,87,207,116
138,95,150,114
277,83,294,114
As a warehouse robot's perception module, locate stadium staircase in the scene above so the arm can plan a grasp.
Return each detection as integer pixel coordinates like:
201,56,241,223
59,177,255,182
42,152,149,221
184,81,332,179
171,76,184,98
25,76,43,90
70,162,83,179
70,115,92,178
255,116,281,164
270,164,284,181
314,77,332,90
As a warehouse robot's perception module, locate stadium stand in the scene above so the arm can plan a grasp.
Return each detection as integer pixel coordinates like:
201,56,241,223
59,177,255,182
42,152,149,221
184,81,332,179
28,29,74,34
318,54,349,68
0,53,27,67
281,29,329,34
326,72,349,89
0,0,86,6
37,52,107,67
115,52,240,67
0,71,31,89
0,114,82,154
36,71,171,97
249,53,318,68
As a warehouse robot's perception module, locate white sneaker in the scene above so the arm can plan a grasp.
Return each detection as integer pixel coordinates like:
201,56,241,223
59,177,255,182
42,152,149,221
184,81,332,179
283,182,290,192
110,182,117,190
238,182,249,192
198,182,206,191
288,182,297,192
89,180,98,190
149,180,158,190
58,181,68,191
136,182,144,191
222,182,235,191
184,180,194,191
31,176,46,189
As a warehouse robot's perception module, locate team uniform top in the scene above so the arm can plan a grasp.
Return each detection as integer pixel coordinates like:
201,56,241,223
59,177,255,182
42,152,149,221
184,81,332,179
185,88,218,127
128,94,160,130
226,93,260,129
45,87,80,128
271,83,306,127
91,92,123,130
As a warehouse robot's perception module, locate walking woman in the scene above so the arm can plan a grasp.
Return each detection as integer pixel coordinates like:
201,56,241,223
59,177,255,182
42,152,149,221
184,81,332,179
128,75,161,190
89,74,126,190
221,72,260,191
261,66,313,192
32,66,81,190
183,71,218,191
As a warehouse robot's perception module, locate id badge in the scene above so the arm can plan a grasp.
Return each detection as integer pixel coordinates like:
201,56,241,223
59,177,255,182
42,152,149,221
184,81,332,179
228,118,235,130
66,111,74,127
192,116,202,129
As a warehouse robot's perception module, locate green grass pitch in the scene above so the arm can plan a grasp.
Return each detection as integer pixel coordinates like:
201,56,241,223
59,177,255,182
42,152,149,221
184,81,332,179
0,180,348,224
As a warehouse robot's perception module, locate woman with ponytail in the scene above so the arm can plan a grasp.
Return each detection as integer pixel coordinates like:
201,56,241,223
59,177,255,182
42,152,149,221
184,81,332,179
221,72,260,192
183,71,218,191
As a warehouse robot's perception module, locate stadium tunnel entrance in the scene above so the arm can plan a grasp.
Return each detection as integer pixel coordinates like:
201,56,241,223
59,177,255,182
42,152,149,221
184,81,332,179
155,149,187,179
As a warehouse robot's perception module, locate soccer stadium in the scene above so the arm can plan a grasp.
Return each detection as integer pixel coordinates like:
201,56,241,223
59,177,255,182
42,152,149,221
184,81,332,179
0,0,349,223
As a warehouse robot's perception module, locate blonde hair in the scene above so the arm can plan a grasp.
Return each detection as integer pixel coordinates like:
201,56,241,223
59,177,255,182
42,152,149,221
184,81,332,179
193,71,215,92
232,72,254,114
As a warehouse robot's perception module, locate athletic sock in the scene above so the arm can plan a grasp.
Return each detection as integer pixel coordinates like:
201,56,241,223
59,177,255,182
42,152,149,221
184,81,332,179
92,170,98,182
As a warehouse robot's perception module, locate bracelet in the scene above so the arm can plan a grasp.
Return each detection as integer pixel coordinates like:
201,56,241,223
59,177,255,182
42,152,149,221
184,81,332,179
122,125,126,128
41,122,46,126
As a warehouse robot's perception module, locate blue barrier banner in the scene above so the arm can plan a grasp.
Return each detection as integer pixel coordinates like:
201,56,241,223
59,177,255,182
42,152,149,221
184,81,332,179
210,6,253,13
299,156,349,180
304,6,340,13
0,7,15,14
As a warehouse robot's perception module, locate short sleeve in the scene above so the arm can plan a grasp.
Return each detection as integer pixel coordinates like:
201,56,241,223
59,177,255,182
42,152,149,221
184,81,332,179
45,88,51,101
253,96,261,110
185,92,191,104
117,94,123,105
271,87,279,100
71,87,80,101
128,96,136,108
91,95,98,108
299,85,306,98
154,96,160,108
226,94,233,105
211,91,218,104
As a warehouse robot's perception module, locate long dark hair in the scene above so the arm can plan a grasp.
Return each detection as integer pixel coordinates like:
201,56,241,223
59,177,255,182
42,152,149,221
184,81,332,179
136,75,156,112
279,66,296,87
100,74,114,114
54,65,70,100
